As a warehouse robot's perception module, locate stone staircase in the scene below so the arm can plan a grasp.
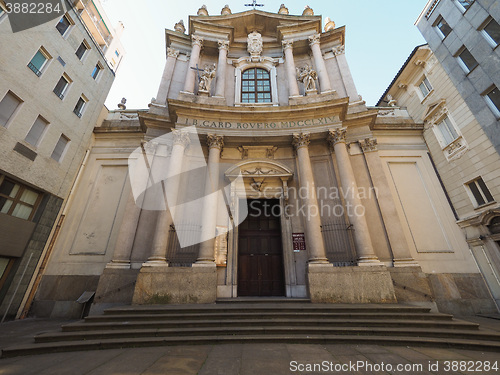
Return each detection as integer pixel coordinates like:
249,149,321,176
2,301,500,357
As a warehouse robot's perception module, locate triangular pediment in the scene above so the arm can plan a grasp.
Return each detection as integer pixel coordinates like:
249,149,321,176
422,99,446,122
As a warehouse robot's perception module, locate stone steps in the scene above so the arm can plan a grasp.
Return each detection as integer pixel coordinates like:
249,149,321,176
3,335,500,358
60,318,478,332
35,326,498,343
82,312,455,322
2,303,500,357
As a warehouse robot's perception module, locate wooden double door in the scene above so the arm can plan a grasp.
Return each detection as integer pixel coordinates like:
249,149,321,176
237,199,285,296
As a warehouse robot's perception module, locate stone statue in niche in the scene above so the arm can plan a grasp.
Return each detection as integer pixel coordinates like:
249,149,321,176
247,31,263,59
198,64,217,94
297,65,318,94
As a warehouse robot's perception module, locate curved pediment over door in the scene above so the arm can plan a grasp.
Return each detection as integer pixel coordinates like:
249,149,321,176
225,160,293,198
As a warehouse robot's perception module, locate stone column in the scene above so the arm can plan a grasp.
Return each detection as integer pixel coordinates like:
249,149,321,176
106,188,142,269
282,39,300,98
196,134,224,265
156,47,179,105
214,40,229,98
147,130,191,265
328,128,380,265
359,138,417,267
332,45,358,102
183,35,204,94
292,133,328,263
308,34,332,93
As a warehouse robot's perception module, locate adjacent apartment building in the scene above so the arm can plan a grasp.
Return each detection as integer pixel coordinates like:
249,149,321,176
0,0,124,321
378,0,500,309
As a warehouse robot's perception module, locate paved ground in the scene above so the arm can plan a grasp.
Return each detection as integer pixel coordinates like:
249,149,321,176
0,317,499,375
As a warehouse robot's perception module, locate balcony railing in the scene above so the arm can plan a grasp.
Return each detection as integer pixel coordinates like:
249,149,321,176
27,62,42,77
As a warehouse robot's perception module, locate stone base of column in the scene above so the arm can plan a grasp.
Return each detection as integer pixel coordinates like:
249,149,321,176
308,258,331,265
387,266,437,312
178,91,226,106
307,264,397,303
393,257,420,267
90,267,140,316
288,91,338,106
357,256,382,266
132,265,217,304
193,261,217,268
105,260,131,270
143,257,168,267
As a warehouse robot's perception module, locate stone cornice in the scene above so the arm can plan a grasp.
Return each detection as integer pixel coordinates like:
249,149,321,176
168,97,349,125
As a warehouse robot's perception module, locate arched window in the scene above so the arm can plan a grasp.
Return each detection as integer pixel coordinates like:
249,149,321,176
241,68,271,103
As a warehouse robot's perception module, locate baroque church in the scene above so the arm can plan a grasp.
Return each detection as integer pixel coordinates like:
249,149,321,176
31,4,498,318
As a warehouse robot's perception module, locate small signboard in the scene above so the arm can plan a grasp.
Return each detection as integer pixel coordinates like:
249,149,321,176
292,233,306,252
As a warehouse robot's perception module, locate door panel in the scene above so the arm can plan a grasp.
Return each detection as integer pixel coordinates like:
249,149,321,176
238,199,284,296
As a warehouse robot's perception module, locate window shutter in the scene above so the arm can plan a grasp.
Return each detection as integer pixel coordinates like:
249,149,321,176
51,135,69,161
25,117,48,146
0,92,21,127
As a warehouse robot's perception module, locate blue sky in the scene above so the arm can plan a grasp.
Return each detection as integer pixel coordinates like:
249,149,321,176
101,0,430,109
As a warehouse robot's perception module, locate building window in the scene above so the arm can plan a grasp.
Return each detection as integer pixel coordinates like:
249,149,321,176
456,47,478,73
481,18,500,47
25,116,49,147
73,96,87,118
241,68,272,103
436,116,459,146
51,134,69,162
56,14,73,36
115,50,120,58
0,91,22,127
418,76,433,99
455,0,474,11
466,177,495,207
91,62,103,80
75,41,90,60
0,175,42,221
53,74,71,100
435,16,452,39
28,48,51,77
483,86,500,117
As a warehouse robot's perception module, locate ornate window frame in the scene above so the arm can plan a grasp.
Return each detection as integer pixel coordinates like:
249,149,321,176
233,56,279,107
423,99,468,161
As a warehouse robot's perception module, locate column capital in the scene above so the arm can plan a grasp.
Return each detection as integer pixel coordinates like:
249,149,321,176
218,40,229,51
358,137,378,153
327,128,347,147
292,132,310,150
282,39,293,51
167,47,180,59
192,34,204,47
171,129,191,148
207,134,224,150
332,45,345,56
308,33,321,47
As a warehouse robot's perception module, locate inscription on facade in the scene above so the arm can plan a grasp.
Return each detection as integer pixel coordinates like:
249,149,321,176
181,116,340,129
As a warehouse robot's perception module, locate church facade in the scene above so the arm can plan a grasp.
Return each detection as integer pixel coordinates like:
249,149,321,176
31,5,497,318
